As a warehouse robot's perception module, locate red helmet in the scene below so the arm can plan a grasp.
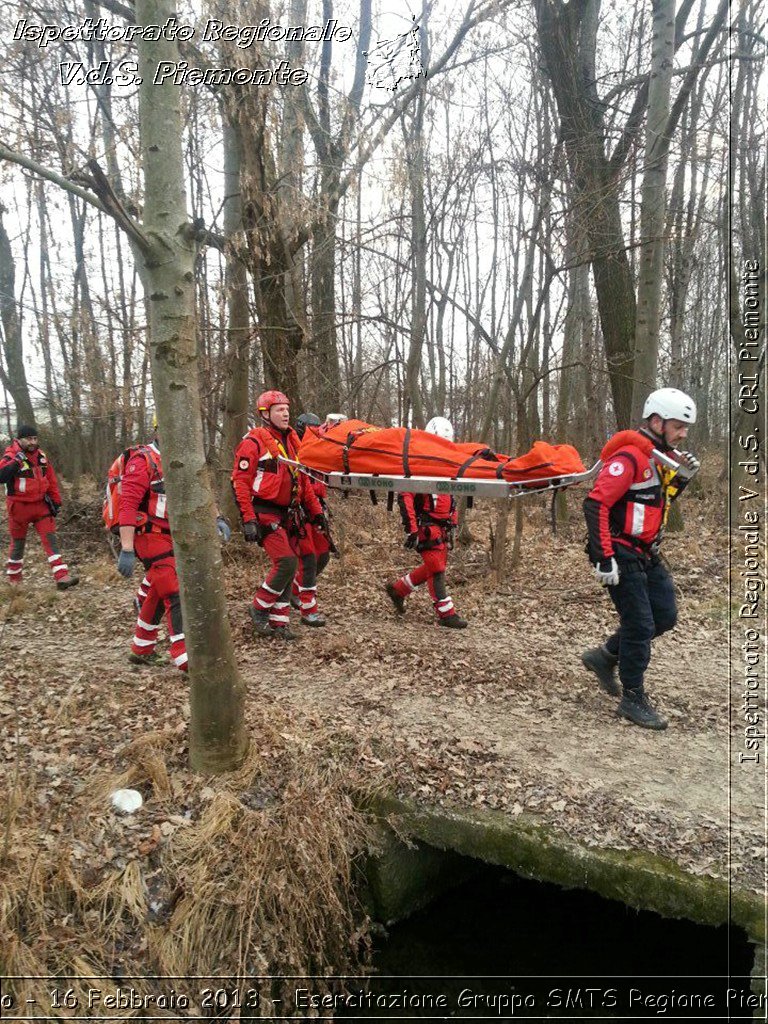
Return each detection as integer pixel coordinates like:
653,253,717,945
256,390,290,418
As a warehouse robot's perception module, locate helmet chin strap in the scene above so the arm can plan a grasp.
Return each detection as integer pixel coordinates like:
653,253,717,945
641,421,671,451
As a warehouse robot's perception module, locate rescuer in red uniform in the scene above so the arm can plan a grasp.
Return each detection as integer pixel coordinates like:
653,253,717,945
116,424,232,669
582,388,701,730
232,391,327,640
385,416,467,629
290,412,331,626
0,425,78,590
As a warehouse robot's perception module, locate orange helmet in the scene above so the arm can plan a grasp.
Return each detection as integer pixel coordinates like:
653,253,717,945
256,390,290,419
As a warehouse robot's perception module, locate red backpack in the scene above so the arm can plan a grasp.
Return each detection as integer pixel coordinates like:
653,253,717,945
103,446,161,534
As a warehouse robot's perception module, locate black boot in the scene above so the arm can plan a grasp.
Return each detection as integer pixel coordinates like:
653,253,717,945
617,689,668,730
129,651,169,667
270,625,298,641
439,613,468,629
249,605,272,636
56,574,79,591
581,646,620,697
385,582,406,615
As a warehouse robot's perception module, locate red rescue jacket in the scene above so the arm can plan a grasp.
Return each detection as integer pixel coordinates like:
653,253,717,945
118,443,170,534
398,491,458,534
0,441,62,505
584,430,687,560
309,476,328,510
232,423,322,523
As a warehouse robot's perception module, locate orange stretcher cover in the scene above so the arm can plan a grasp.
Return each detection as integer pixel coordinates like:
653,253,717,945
297,419,585,482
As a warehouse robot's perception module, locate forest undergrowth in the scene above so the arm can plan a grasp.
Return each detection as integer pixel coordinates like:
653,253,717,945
0,457,754,1017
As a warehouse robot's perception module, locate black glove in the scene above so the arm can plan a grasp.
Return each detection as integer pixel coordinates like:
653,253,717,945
117,549,136,578
312,513,328,533
243,520,260,543
404,531,418,549
50,501,61,517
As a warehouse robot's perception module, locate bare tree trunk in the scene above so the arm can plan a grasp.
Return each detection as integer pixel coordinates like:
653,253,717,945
305,0,372,416
403,66,428,429
632,0,676,418
219,118,251,521
136,0,248,772
0,207,35,426
34,181,60,431
535,0,636,427
311,182,343,413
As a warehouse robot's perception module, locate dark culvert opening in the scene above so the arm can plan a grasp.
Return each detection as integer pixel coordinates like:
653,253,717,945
342,860,757,1019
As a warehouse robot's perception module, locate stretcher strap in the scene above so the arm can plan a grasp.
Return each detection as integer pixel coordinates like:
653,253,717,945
456,453,485,478
307,431,461,475
402,428,412,478
341,431,356,474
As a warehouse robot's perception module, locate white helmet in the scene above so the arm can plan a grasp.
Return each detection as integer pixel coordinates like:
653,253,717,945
425,416,455,442
325,413,347,427
642,388,697,425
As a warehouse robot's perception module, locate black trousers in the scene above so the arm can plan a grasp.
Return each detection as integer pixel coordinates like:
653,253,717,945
604,548,677,691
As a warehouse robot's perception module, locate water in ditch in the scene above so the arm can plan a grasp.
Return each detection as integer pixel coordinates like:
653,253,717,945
338,862,757,1019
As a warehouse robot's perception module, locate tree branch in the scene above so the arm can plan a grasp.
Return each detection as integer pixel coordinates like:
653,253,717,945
85,159,151,251
0,143,108,215
607,0,698,179
296,0,509,251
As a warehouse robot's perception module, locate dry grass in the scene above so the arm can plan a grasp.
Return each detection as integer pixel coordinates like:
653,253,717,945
0,702,383,1018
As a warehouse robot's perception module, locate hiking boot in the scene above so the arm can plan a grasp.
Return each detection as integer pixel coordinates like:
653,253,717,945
270,625,298,641
581,646,620,697
129,651,168,667
385,582,406,615
617,689,668,730
301,612,326,627
438,613,468,629
56,574,79,591
249,605,272,636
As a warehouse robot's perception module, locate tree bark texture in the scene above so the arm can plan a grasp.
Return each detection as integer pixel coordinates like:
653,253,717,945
219,118,251,520
136,0,248,773
632,0,676,419
0,207,36,427
535,0,636,427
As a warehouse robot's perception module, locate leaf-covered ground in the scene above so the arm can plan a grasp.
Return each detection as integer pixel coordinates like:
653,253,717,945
0,472,760,970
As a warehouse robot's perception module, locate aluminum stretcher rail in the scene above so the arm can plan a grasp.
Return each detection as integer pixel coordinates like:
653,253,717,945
279,457,602,500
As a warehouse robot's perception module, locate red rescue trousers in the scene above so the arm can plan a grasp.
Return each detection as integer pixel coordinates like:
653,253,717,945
251,514,316,629
291,523,330,618
131,533,187,670
391,543,457,619
5,499,71,585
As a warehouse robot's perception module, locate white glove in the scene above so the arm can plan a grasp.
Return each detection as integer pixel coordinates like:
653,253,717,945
593,558,619,586
675,450,700,480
